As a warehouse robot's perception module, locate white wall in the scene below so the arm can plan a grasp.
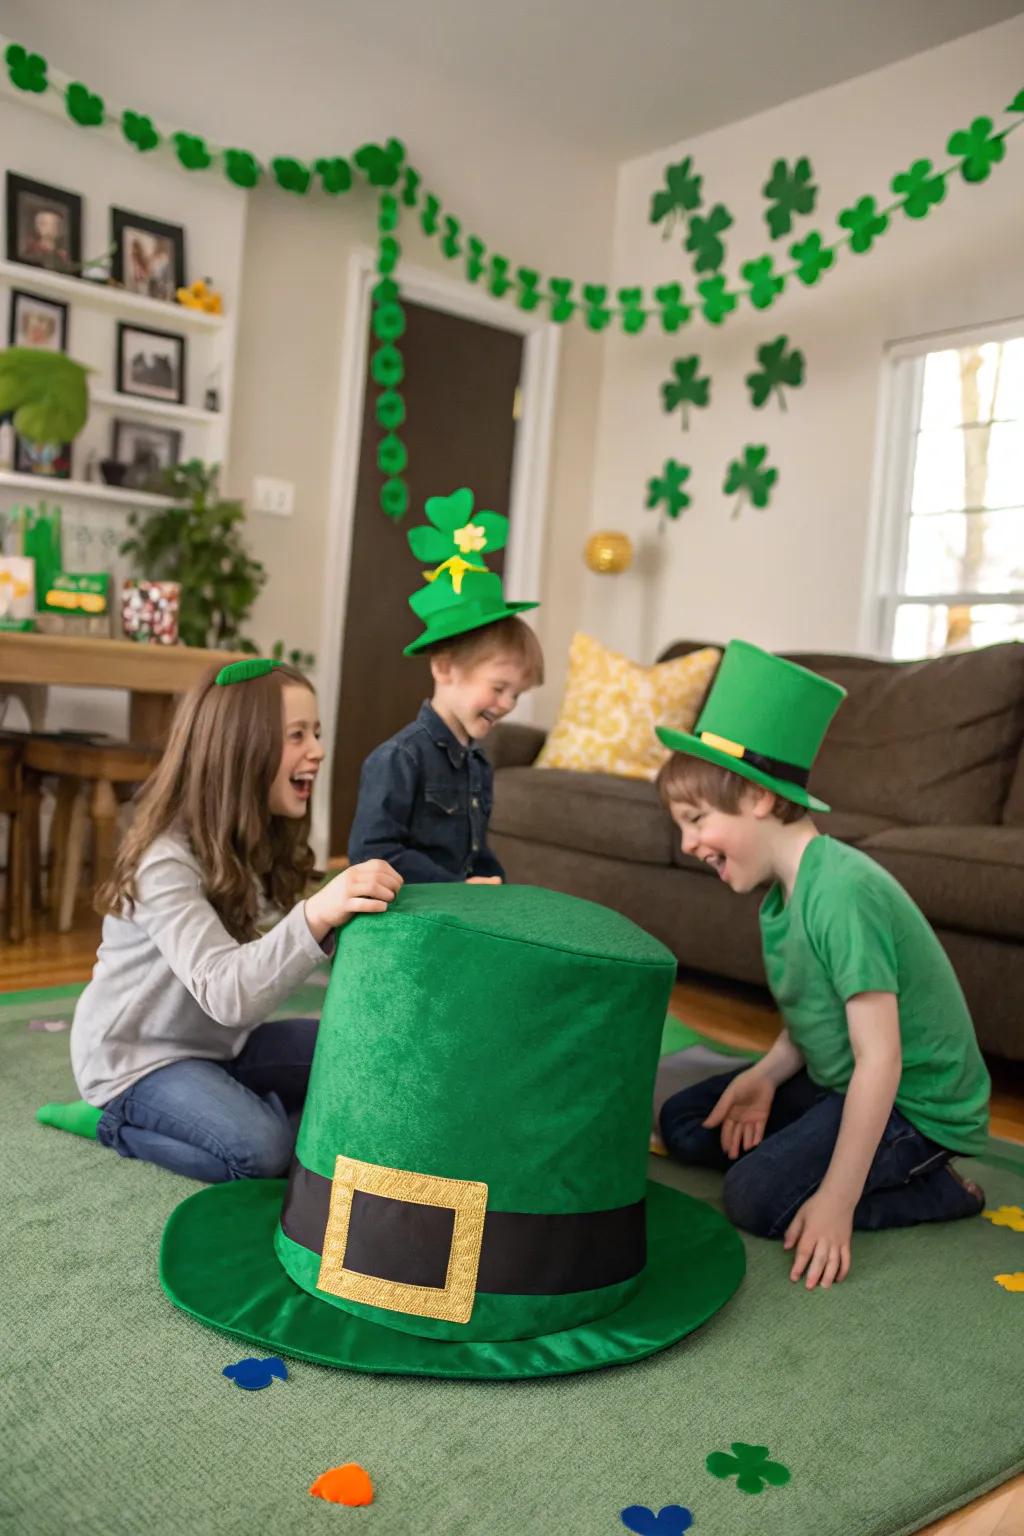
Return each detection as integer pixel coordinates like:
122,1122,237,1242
584,15,1024,664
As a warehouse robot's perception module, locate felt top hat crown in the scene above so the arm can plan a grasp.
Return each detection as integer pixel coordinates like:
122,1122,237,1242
403,487,539,655
161,884,744,1379
656,638,847,813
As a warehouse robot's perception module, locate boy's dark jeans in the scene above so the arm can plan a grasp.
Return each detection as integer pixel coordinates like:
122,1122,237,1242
660,1067,982,1237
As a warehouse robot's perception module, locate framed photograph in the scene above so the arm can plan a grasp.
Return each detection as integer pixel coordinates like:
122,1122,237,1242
8,289,68,351
111,418,182,487
116,322,186,404
5,173,82,273
110,207,185,303
14,433,71,480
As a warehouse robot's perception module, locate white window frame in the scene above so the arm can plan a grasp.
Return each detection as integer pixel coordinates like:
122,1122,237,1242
860,314,1024,657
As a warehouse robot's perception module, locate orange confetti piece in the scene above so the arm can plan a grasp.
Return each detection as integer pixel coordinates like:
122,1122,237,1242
310,1463,374,1506
994,1272,1024,1293
983,1205,1024,1233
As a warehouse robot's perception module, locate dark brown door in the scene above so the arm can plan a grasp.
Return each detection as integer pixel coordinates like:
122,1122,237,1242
330,298,523,855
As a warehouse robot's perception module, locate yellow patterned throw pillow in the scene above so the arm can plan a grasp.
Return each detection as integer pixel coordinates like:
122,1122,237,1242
536,633,721,781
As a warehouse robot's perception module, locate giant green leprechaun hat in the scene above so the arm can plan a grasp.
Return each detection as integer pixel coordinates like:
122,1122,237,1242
160,884,744,1379
656,638,847,813
403,487,539,655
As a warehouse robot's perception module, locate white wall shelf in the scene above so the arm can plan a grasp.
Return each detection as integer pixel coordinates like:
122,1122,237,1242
0,258,225,333
0,469,177,509
90,388,222,426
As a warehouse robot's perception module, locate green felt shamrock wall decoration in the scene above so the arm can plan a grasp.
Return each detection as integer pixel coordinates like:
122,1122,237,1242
315,157,352,195
891,158,946,218
789,231,834,285
223,148,260,188
122,111,160,153
697,276,737,326
654,283,692,333
724,446,778,515
650,155,703,236
947,116,1006,183
66,82,104,127
548,278,575,322
662,356,711,429
441,216,462,260
380,478,409,520
646,459,692,521
837,194,889,253
685,203,734,273
740,256,785,311
746,335,805,410
516,268,542,311
618,288,647,334
466,238,486,284
583,285,612,332
762,156,817,238
6,43,48,93
706,1443,791,1496
173,132,212,171
272,158,311,194
488,256,512,298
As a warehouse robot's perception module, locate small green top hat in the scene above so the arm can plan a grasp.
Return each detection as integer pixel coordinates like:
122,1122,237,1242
160,884,744,1380
656,638,846,812
403,487,538,656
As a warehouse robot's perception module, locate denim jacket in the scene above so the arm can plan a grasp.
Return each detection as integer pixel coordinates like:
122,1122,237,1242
347,701,505,883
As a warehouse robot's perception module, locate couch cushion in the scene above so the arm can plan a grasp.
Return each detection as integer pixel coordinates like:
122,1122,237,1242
807,643,1024,825
860,826,1024,942
491,766,674,866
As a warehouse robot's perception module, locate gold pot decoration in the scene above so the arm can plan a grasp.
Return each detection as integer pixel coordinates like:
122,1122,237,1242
584,531,633,575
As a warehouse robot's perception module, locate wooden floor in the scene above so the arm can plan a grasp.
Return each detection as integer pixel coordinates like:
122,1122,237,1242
2,909,1022,1534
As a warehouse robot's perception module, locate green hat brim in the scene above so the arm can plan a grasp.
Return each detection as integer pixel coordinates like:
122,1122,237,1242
160,1177,744,1380
655,726,832,813
403,600,539,657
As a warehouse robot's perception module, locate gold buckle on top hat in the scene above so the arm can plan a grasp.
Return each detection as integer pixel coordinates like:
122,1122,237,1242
699,730,746,759
316,1155,488,1324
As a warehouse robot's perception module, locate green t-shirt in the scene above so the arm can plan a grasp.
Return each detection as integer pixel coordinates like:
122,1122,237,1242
759,835,990,1156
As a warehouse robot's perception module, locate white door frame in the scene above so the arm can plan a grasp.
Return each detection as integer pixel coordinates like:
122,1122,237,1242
312,246,561,862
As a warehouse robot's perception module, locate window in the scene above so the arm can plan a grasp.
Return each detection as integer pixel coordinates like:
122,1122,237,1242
868,325,1024,658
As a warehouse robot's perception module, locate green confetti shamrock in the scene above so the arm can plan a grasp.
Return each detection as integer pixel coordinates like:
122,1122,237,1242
654,282,692,333
740,256,785,311
662,357,710,430
488,257,512,298
746,335,805,410
646,459,692,522
407,487,509,567
583,284,612,332
466,237,486,284
380,477,409,520
174,132,213,171
548,278,575,322
837,195,888,254
354,141,404,187
697,275,737,326
5,43,47,93
378,194,399,233
890,158,946,219
224,148,260,188
441,217,462,260
401,167,421,207
315,157,352,195
706,1443,791,1496
650,156,703,236
376,390,406,430
377,235,401,276
762,156,817,238
122,111,160,153
617,288,647,335
371,344,404,389
789,231,835,285
272,158,311,194
516,268,542,311
377,434,408,476
947,116,1006,183
724,446,778,516
420,194,441,236
685,203,734,273
66,82,104,127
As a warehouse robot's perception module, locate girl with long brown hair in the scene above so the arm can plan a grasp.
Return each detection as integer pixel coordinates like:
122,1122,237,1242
65,659,401,1181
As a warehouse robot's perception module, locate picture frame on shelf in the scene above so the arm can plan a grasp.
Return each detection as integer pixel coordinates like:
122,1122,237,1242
116,322,186,404
8,289,69,351
111,418,182,489
14,432,72,480
5,173,82,274
110,207,186,304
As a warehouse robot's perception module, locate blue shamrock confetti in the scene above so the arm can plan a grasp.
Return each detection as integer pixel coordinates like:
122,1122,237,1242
222,1356,288,1391
620,1506,693,1535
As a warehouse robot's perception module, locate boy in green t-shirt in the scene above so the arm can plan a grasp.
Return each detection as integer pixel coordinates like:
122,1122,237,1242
657,640,990,1291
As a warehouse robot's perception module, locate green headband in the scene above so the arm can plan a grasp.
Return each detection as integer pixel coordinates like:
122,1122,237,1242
215,659,281,687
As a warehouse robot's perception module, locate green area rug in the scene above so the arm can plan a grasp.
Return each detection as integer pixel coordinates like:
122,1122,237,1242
2,984,1023,1535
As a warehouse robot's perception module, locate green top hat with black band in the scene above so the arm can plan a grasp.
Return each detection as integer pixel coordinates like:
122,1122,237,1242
403,487,539,656
160,884,744,1380
656,639,847,813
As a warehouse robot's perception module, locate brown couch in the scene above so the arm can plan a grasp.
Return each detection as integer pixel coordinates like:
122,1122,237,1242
488,640,1024,1062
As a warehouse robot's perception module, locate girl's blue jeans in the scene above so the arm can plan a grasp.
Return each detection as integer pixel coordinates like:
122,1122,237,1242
97,1017,318,1183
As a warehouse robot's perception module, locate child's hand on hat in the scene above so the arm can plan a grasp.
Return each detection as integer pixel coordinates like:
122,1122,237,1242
702,1066,776,1161
305,861,403,940
466,876,502,884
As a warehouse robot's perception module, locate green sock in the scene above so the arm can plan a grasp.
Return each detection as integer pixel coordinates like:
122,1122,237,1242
36,1100,102,1140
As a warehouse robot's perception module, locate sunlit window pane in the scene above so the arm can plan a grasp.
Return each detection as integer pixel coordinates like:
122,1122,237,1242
892,602,1024,658
905,508,1024,596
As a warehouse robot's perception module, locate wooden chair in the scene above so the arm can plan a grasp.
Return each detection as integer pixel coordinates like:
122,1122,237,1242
0,736,27,943
23,737,161,933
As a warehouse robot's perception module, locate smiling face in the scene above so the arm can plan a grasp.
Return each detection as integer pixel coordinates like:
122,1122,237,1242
268,684,325,818
431,648,532,744
668,789,778,894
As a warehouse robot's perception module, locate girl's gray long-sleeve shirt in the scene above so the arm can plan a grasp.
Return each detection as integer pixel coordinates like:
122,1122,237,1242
71,831,329,1105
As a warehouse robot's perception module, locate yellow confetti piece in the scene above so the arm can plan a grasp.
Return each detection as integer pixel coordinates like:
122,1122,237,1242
993,1272,1024,1293
982,1205,1024,1233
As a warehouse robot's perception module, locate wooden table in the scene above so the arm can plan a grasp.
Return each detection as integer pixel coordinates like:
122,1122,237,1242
0,633,249,742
